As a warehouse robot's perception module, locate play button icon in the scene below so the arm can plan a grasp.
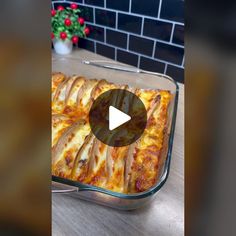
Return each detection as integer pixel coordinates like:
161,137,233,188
89,89,147,147
109,106,131,131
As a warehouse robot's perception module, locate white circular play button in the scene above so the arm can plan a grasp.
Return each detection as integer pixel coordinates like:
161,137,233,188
89,89,147,147
109,106,131,131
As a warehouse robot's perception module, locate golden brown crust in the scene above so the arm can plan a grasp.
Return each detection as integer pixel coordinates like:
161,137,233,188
51,72,172,193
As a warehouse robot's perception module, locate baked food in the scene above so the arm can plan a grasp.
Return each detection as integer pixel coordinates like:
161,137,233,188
52,72,172,193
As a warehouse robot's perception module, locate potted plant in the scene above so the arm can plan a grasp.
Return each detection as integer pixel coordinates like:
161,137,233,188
51,4,90,55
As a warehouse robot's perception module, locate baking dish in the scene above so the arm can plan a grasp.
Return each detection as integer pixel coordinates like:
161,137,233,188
52,56,179,210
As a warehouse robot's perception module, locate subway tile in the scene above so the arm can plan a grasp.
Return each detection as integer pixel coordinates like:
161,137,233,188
118,13,142,34
86,24,104,42
172,24,184,45
96,43,115,59
143,19,172,41
131,0,160,17
53,2,71,10
129,35,154,56
79,5,94,22
56,0,82,5
161,0,184,23
84,0,104,7
107,0,130,11
166,64,184,83
140,57,165,73
78,38,95,52
106,29,127,49
95,9,116,28
154,42,184,64
117,49,139,67
61,0,82,3
72,0,83,3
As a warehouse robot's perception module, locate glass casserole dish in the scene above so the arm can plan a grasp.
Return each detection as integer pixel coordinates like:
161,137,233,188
52,56,179,210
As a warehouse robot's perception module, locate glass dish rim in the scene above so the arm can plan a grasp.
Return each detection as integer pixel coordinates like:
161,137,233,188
52,60,179,200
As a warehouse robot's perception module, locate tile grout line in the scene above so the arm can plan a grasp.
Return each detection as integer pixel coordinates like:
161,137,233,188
141,17,144,36
129,0,132,13
170,23,175,43
164,63,167,74
115,48,117,61
157,0,163,19
181,56,185,67
137,55,141,68
93,6,95,24
116,12,118,29
127,33,130,51
152,41,156,58
94,41,97,54
104,28,107,44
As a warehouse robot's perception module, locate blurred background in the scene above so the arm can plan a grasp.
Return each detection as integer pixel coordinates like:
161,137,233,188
185,1,236,235
0,1,51,235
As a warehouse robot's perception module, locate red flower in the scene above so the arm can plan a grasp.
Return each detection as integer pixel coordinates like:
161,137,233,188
51,33,55,39
84,27,90,35
60,32,67,40
65,18,72,27
71,3,78,9
78,17,85,25
51,10,56,17
72,36,79,44
57,6,64,11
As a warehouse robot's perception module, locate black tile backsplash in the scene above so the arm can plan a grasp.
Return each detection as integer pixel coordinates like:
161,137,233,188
79,5,94,22
106,29,127,49
79,38,95,52
155,42,184,65
52,0,184,83
172,24,184,46
117,50,139,67
86,24,104,42
129,36,154,56
107,0,130,12
96,43,115,59
166,64,184,83
131,0,160,17
85,0,104,7
161,0,184,23
118,13,142,34
140,56,165,73
53,2,71,9
95,9,116,28
143,19,172,41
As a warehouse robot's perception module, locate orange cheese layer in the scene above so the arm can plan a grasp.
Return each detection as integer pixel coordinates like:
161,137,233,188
52,73,172,193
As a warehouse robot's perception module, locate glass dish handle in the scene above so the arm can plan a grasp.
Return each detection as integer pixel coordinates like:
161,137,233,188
82,60,177,85
83,60,141,73
52,181,79,193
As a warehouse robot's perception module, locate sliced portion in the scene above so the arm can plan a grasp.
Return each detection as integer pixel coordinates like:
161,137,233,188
52,120,91,178
51,73,172,194
128,91,171,193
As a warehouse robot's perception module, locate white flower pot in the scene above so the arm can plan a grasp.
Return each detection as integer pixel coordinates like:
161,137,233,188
53,39,73,55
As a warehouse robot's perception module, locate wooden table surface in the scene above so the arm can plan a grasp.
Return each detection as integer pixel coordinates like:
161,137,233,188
52,49,184,236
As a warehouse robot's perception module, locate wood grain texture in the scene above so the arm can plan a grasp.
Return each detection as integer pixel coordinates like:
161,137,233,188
52,49,184,236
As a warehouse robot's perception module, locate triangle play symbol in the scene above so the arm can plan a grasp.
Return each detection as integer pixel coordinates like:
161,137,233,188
109,106,131,131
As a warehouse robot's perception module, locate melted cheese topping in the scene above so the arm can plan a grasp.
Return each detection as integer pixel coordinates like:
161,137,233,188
52,73,172,193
